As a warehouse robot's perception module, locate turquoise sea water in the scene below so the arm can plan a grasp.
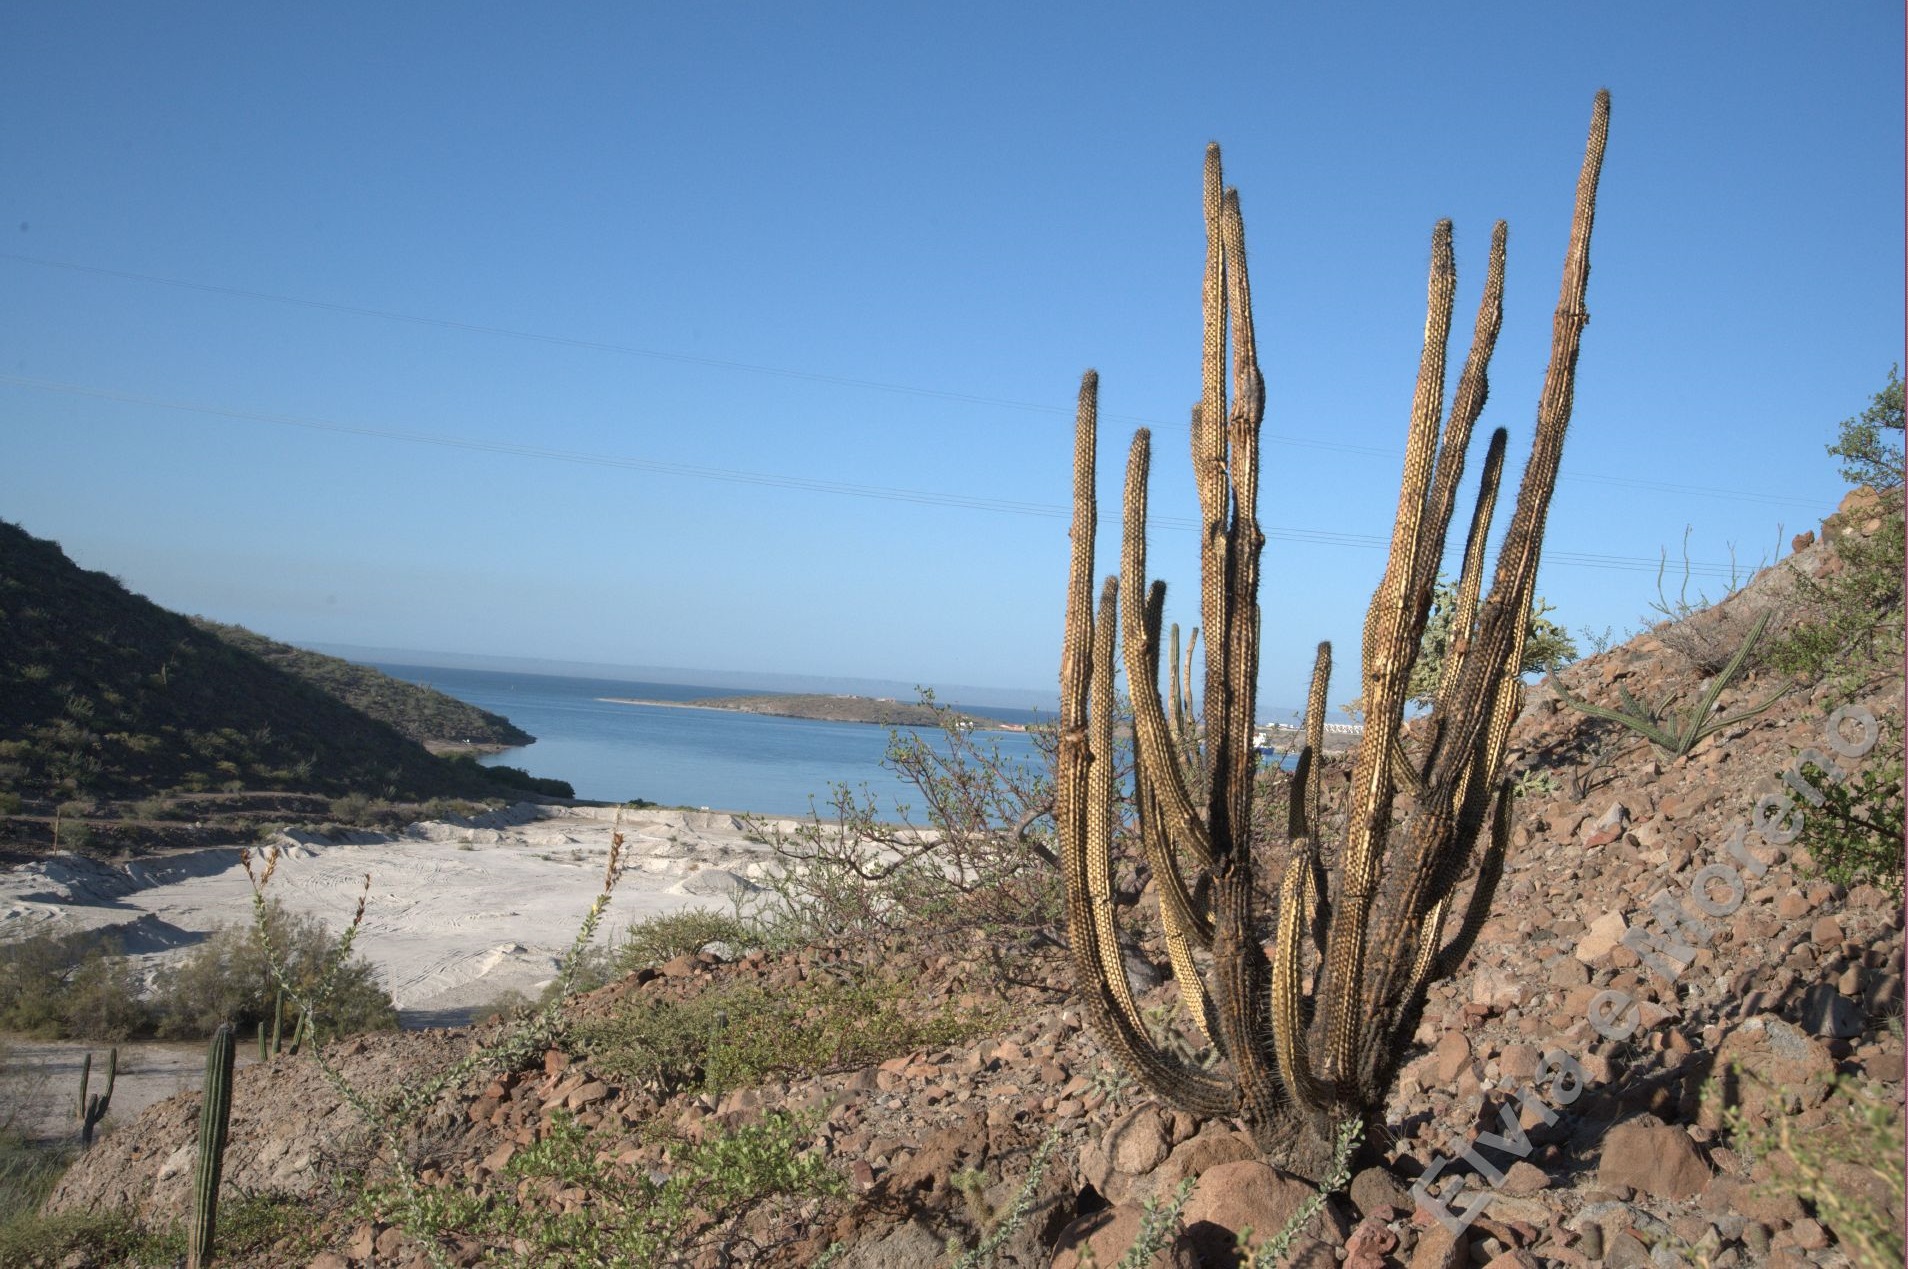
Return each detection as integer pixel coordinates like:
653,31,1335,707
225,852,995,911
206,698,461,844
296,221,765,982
371,663,1051,817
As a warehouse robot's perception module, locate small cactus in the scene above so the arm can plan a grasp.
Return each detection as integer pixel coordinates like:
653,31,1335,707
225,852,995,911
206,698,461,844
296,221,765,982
187,1024,236,1269
78,1047,116,1148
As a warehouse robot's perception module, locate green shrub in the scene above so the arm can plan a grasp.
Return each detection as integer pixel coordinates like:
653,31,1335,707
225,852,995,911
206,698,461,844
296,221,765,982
0,932,147,1040
355,1109,842,1267
151,898,397,1039
59,946,150,1041
616,909,759,974
571,970,998,1100
0,792,19,816
1769,368,1906,689
1789,713,1905,896
742,690,1061,943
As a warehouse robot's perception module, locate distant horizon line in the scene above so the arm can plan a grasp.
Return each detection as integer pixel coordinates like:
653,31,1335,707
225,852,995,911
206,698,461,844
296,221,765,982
302,639,1312,723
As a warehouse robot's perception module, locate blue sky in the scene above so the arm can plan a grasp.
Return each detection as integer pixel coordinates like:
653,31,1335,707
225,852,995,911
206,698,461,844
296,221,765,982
2,4,1900,713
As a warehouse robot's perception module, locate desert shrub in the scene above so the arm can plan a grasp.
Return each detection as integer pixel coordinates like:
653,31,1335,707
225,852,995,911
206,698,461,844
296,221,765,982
571,970,998,1100
58,946,150,1041
355,1110,842,1268
742,690,1061,943
0,1189,312,1268
1768,502,1904,689
0,932,148,1040
1411,576,1577,704
468,761,575,799
1768,369,1906,689
151,897,397,1039
1787,712,1905,896
1713,1071,1904,1269
327,791,376,824
616,908,760,974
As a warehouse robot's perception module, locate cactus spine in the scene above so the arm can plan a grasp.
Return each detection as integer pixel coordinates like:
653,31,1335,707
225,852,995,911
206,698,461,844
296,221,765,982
187,1023,236,1269
1057,92,1611,1176
77,1046,116,1147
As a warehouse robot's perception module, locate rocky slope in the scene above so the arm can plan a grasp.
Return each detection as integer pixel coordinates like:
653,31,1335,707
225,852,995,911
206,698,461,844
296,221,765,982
36,530,1906,1269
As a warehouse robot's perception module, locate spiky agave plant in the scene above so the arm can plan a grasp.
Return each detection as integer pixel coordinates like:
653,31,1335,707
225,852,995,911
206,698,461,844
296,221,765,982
1057,91,1611,1177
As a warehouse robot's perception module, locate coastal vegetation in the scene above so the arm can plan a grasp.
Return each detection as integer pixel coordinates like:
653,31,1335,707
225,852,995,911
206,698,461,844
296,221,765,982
0,900,397,1044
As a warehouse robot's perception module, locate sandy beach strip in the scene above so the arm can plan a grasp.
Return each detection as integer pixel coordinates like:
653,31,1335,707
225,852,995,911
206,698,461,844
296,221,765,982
0,804,807,1026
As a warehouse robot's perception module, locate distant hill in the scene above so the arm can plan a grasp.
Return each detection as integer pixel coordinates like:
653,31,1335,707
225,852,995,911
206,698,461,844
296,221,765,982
194,621,532,751
0,519,533,801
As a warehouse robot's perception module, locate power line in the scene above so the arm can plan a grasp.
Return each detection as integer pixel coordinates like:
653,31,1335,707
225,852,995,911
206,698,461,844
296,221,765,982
0,250,1829,507
0,373,1756,579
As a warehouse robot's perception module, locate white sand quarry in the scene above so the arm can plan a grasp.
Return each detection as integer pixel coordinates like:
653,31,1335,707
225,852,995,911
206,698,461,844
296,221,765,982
0,804,803,1025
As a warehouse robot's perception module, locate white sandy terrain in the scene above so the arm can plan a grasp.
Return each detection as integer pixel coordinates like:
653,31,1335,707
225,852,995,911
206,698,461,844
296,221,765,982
0,804,806,1026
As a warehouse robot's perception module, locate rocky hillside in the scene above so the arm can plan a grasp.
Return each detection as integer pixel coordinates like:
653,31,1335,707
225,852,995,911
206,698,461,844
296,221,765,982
193,621,533,753
31,523,1905,1269
0,519,520,804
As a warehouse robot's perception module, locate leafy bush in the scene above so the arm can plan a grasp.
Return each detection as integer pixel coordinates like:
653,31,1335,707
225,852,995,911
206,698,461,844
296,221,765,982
1411,576,1577,705
0,932,148,1040
443,753,578,799
151,898,397,1039
1769,369,1906,688
1788,713,1905,896
1713,1071,1904,1269
616,908,760,974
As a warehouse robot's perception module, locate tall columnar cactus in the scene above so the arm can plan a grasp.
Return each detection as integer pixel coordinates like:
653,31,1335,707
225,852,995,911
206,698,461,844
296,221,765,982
188,1024,236,1269
1057,92,1611,1176
77,1046,116,1148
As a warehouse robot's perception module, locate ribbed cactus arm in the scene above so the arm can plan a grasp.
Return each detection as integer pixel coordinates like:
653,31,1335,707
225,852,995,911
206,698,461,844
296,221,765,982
1118,430,1217,875
1058,371,1234,1117
187,1023,236,1269
1215,187,1268,858
1321,220,1460,1089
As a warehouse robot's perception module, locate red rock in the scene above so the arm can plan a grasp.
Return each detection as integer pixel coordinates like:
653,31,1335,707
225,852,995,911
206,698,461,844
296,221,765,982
1181,1160,1347,1268
1050,1203,1200,1269
1596,1116,1711,1199
1157,1127,1257,1187
1433,1031,1472,1084
1105,1103,1172,1177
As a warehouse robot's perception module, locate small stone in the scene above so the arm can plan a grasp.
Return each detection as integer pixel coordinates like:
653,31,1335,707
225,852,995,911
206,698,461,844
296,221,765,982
1434,1031,1473,1084
1499,1160,1550,1196
1576,912,1629,964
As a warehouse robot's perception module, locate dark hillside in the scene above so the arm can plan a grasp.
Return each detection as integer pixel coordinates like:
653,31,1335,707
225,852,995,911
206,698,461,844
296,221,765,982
0,520,508,801
194,620,532,750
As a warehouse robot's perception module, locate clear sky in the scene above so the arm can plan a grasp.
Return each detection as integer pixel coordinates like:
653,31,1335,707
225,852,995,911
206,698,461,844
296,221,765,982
2,5,1900,713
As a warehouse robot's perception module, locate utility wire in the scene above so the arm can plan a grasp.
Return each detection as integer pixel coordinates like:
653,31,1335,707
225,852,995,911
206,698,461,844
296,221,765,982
0,374,1755,579
0,250,1827,506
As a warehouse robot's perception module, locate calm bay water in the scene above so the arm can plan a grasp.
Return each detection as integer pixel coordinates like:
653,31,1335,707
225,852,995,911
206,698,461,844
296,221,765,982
372,663,1051,817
